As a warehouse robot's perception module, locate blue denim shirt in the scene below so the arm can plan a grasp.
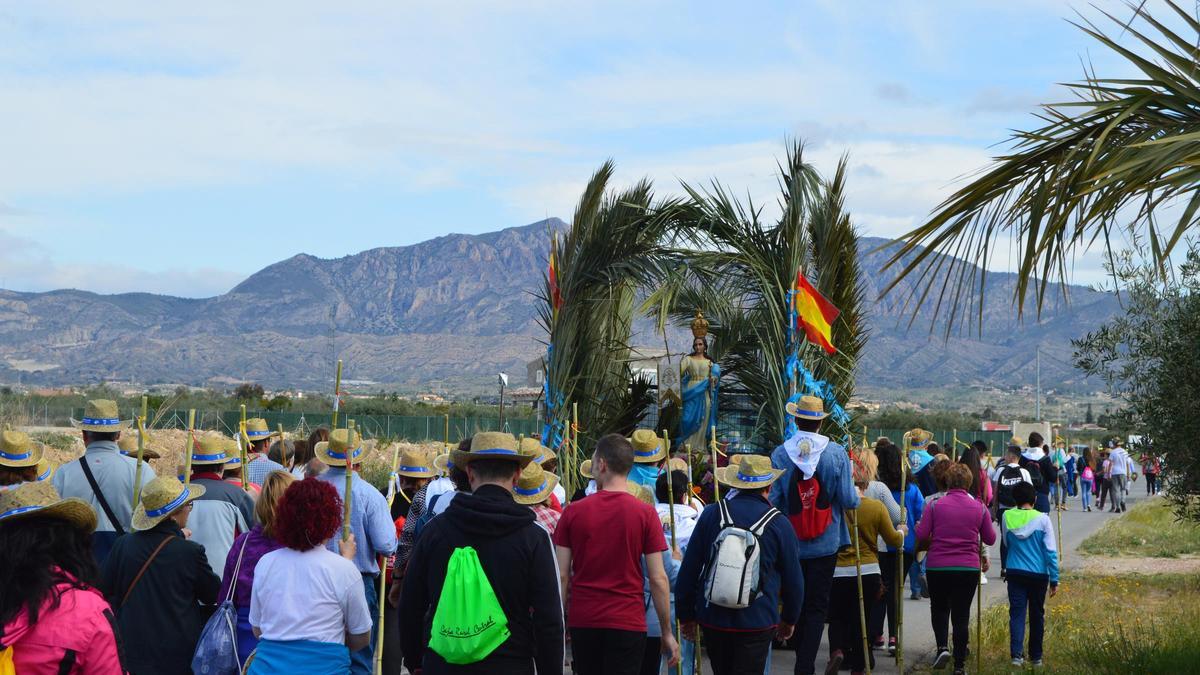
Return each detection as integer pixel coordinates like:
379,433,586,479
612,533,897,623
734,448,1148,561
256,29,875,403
318,469,398,574
767,439,859,559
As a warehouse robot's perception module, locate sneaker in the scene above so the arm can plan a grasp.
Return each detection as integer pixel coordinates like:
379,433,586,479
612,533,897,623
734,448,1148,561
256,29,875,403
910,593,921,600
1012,657,1025,666
1032,658,1044,667
932,649,951,670
953,670,965,675
824,650,844,675
872,636,885,649
888,637,896,656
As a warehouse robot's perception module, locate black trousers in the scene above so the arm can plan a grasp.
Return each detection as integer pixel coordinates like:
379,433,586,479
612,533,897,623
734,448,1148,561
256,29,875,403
794,554,838,675
571,627,646,675
828,574,880,673
871,550,915,640
927,569,978,669
639,637,662,675
704,627,775,675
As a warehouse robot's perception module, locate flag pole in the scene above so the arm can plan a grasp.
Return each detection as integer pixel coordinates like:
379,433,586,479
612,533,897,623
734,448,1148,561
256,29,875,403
132,396,148,507
342,419,356,541
331,359,344,430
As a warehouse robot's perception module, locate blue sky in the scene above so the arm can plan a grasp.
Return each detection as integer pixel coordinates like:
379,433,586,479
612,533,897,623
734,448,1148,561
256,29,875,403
0,1,1151,296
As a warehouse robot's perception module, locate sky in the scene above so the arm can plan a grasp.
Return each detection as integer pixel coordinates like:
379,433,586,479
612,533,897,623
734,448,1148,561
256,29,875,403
0,0,1156,297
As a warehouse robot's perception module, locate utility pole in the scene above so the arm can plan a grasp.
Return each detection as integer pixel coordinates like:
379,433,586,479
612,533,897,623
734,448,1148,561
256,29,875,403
1035,346,1042,422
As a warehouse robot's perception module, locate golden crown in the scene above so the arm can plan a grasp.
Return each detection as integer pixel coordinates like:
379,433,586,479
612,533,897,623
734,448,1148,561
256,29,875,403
690,311,709,338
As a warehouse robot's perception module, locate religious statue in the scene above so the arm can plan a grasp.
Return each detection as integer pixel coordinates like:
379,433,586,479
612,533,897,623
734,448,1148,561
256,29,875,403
679,311,720,452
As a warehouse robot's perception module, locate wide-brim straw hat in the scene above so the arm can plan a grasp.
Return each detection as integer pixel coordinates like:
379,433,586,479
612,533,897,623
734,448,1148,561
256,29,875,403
314,428,366,467
244,418,279,446
785,395,829,421
191,435,233,466
0,430,45,469
450,432,534,469
433,452,454,474
132,476,206,531
579,459,594,479
630,429,667,463
716,454,784,490
35,459,56,482
69,399,131,433
519,437,557,465
625,482,654,504
396,448,437,479
0,480,96,532
118,434,162,461
514,462,560,505
907,428,934,449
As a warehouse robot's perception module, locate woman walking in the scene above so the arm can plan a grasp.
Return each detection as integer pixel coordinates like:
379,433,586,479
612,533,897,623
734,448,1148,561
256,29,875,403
1097,451,1113,511
248,478,371,674
959,442,993,507
1079,448,1096,512
101,476,220,675
872,442,923,655
0,481,125,673
219,470,296,664
915,463,996,674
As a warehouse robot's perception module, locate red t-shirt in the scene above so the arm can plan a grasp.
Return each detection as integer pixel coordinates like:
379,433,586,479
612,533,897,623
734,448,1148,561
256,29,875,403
552,489,668,631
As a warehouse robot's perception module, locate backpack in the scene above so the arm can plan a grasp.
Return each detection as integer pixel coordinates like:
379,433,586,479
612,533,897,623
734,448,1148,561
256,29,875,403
996,465,1030,509
191,537,248,675
703,499,780,609
786,467,832,541
1017,456,1044,492
428,547,510,665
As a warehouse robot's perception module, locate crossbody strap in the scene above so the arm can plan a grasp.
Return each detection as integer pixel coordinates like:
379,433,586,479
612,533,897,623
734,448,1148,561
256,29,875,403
225,535,252,604
80,458,125,536
121,534,173,607
717,497,733,529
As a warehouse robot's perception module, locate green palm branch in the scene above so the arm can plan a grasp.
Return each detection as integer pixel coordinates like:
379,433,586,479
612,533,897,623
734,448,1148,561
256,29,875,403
884,1,1200,325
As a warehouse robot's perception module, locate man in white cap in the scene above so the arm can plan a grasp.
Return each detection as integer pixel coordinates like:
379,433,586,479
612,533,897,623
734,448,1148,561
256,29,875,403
768,395,858,675
55,399,156,564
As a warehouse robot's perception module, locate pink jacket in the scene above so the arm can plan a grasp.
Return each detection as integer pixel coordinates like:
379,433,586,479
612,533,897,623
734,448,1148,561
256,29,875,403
915,488,996,570
1,579,123,674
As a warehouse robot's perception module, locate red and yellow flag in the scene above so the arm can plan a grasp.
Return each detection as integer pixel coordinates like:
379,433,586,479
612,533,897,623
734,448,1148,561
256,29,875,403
548,240,563,312
794,271,839,355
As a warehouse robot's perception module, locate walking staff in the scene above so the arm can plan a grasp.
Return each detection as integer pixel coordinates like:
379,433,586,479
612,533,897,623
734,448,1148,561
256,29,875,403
662,428,682,675
896,431,910,672
343,419,356,541
131,396,148,507
373,439,402,675
852,507,871,675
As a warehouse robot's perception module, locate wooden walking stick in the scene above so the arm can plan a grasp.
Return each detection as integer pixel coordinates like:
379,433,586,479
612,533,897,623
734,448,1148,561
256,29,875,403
373,439,403,675
184,409,196,483
331,359,344,430
342,420,357,542
662,428,682,675
277,423,287,470
852,508,871,675
976,536,984,675
238,404,250,492
896,432,910,672
710,425,721,502
132,396,148,507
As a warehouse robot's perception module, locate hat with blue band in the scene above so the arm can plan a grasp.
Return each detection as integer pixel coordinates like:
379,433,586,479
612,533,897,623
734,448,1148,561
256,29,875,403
785,395,830,421
513,461,559,505
396,447,437,479
244,418,279,445
0,430,44,469
716,454,784,490
190,436,233,466
69,399,131,433
450,432,534,470
314,428,369,467
629,429,667,464
132,476,206,531
0,480,96,532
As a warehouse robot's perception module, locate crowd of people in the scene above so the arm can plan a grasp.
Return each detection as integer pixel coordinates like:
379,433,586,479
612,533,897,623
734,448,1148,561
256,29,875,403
0,397,1154,674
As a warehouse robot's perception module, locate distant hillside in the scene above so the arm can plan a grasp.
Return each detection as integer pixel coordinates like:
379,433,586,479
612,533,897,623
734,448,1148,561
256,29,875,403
0,219,1118,393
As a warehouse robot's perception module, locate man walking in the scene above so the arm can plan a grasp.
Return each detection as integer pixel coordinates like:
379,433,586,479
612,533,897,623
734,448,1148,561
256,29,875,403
242,418,287,486
399,431,563,674
1107,441,1133,512
677,455,803,675
54,399,156,564
993,445,1033,579
554,433,680,675
316,428,398,675
767,395,858,675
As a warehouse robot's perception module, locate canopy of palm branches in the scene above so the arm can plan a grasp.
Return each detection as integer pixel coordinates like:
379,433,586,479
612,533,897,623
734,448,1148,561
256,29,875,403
883,1,1200,326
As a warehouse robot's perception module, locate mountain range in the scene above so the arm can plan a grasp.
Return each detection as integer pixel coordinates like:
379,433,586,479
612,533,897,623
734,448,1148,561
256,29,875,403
0,218,1118,395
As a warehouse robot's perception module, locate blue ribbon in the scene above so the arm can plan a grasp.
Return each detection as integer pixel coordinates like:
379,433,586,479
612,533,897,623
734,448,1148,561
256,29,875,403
474,448,518,456
736,471,774,483
145,489,190,518
783,352,850,438
81,417,121,426
326,446,364,461
0,504,43,520
515,480,548,496
399,464,433,473
634,447,661,457
0,449,32,461
192,452,227,462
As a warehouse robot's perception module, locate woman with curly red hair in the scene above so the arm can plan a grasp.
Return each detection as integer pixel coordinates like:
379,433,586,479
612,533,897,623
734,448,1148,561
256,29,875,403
248,478,372,674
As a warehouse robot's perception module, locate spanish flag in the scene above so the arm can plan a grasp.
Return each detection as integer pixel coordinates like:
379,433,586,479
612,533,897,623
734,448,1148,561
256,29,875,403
548,240,563,313
794,271,839,355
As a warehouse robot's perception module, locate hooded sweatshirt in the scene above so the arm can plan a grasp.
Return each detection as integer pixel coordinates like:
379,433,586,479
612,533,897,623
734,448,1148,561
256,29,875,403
1,577,124,674
1003,508,1059,584
398,484,564,675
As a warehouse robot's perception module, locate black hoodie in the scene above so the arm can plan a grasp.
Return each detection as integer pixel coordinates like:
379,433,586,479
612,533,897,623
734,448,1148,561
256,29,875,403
399,483,564,674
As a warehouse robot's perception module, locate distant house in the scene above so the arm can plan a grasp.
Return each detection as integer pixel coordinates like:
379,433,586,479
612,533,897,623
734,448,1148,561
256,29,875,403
981,421,1012,432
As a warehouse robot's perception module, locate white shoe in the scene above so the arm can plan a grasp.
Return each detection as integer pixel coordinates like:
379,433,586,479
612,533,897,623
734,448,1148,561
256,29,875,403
981,572,989,584
933,649,951,670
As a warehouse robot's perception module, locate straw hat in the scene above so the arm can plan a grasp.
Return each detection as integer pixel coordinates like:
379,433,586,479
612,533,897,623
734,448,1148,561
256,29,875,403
118,433,162,461
513,462,559,506
716,454,784,490
191,435,232,466
450,432,534,469
630,429,667,463
132,476,206,531
0,480,96,532
0,430,44,469
625,482,654,504
433,452,454,474
785,395,829,420
396,447,437,479
907,428,934,449
35,459,56,482
666,456,689,473
579,459,594,479
244,418,278,445
519,437,557,465
70,399,131,432
314,429,366,467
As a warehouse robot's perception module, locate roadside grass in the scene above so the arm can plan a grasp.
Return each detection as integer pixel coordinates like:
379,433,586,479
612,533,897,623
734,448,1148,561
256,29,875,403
1077,496,1200,558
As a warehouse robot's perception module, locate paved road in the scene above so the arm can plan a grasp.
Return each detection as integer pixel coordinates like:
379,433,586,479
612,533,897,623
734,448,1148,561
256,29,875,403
753,487,1145,674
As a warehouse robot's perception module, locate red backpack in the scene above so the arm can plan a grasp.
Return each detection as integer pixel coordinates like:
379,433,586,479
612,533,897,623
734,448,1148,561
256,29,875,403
787,469,832,541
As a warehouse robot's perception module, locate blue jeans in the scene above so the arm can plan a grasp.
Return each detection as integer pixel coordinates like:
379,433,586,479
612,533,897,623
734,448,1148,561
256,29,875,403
351,574,378,675
1007,574,1048,660
909,559,927,598
1080,479,1093,509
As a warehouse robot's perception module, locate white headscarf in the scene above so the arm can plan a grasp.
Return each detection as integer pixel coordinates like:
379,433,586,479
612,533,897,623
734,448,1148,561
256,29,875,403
783,430,830,480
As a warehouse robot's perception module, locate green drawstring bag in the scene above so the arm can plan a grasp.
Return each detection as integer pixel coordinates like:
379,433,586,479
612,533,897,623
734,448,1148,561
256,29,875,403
428,546,511,664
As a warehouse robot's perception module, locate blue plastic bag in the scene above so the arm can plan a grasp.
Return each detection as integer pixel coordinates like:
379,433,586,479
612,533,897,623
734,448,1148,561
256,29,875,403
191,599,241,675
